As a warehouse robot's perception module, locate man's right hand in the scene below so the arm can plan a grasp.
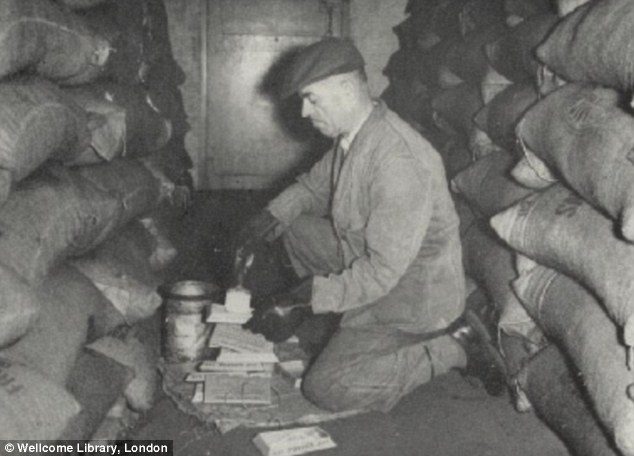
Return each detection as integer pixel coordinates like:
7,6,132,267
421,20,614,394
243,279,313,343
232,209,281,286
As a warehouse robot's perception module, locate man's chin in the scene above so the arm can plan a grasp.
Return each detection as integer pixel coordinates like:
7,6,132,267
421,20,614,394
313,124,336,138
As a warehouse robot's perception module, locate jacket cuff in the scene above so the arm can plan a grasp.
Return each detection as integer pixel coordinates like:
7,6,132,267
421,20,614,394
266,185,310,227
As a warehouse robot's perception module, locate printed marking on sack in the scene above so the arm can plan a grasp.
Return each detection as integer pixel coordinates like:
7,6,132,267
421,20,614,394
518,196,537,218
0,370,24,395
555,194,584,218
566,94,607,131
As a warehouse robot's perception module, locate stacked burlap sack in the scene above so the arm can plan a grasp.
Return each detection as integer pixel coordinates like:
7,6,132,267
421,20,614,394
0,0,185,441
390,0,634,454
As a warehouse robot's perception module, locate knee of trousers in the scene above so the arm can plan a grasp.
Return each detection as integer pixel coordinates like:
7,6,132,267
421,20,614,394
302,360,402,413
302,366,355,412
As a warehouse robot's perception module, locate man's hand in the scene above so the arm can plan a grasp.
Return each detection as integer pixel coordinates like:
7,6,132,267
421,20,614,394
233,210,281,286
244,279,313,342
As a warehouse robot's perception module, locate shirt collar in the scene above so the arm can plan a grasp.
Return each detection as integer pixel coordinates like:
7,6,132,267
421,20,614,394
339,103,375,153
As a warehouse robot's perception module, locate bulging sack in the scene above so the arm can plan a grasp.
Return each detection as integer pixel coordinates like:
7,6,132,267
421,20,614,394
63,87,127,164
451,148,534,217
47,262,126,343
393,13,439,52
71,221,164,327
437,64,465,89
405,0,438,18
139,217,178,272
436,138,472,180
431,83,483,138
474,81,538,150
0,265,40,349
514,264,634,456
490,184,634,348
444,25,505,84
481,64,513,104
468,125,501,160
428,0,471,39
87,325,159,412
459,0,506,37
0,167,121,285
510,148,556,190
417,39,453,89
75,0,150,85
0,358,80,439
96,221,157,280
0,0,110,84
1,265,96,385
515,83,634,240
392,15,419,52
536,63,568,96
61,350,133,440
74,158,167,228
537,0,634,91
382,55,432,129
66,83,173,156
504,0,555,20
2,266,95,385
0,78,91,202
146,135,193,189
485,13,559,82
79,0,184,90
71,253,161,326
556,0,592,17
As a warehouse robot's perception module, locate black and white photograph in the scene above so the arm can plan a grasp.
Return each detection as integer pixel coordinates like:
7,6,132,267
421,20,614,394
0,1,630,455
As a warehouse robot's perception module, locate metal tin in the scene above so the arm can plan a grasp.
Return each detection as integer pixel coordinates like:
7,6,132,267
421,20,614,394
161,280,220,363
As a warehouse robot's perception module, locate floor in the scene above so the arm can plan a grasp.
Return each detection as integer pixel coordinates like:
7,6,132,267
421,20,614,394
131,191,571,456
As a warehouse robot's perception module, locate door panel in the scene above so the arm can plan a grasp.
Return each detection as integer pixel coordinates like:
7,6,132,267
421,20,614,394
220,0,337,36
204,0,349,189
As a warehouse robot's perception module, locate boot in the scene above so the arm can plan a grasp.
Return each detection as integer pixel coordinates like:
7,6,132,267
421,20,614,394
450,299,508,396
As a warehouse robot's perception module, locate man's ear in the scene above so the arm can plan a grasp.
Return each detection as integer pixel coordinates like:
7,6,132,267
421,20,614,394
339,76,357,100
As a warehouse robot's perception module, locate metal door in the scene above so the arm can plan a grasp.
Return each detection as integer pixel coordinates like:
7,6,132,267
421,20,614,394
203,0,349,189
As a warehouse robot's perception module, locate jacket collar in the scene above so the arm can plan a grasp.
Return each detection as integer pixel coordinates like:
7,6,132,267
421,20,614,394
339,99,386,153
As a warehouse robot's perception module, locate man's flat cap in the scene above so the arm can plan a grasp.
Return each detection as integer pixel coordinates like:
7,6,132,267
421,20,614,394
281,37,365,98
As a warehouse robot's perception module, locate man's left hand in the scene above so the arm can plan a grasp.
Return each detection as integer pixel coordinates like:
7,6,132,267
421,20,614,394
244,279,313,343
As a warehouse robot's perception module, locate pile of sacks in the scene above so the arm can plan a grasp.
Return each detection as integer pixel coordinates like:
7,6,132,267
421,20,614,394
0,0,186,441
386,0,634,455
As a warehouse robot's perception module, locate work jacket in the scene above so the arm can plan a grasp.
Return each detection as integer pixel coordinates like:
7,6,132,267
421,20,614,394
268,101,465,332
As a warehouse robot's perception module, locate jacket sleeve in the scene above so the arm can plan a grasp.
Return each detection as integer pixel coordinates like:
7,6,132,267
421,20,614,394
266,148,334,228
311,150,433,313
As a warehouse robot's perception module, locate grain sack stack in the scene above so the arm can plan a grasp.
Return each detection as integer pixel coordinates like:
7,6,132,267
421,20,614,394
389,0,548,357
385,0,509,177
385,0,634,453
497,8,634,452
0,0,188,441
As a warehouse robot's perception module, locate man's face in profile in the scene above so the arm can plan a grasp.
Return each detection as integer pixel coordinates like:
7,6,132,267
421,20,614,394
299,75,351,138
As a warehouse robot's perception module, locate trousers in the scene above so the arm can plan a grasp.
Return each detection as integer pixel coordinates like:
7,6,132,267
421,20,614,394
282,215,465,412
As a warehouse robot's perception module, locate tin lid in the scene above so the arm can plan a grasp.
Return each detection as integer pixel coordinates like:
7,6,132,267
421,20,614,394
161,280,221,301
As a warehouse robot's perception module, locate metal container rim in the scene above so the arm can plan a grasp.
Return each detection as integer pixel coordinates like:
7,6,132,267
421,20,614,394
160,280,221,301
